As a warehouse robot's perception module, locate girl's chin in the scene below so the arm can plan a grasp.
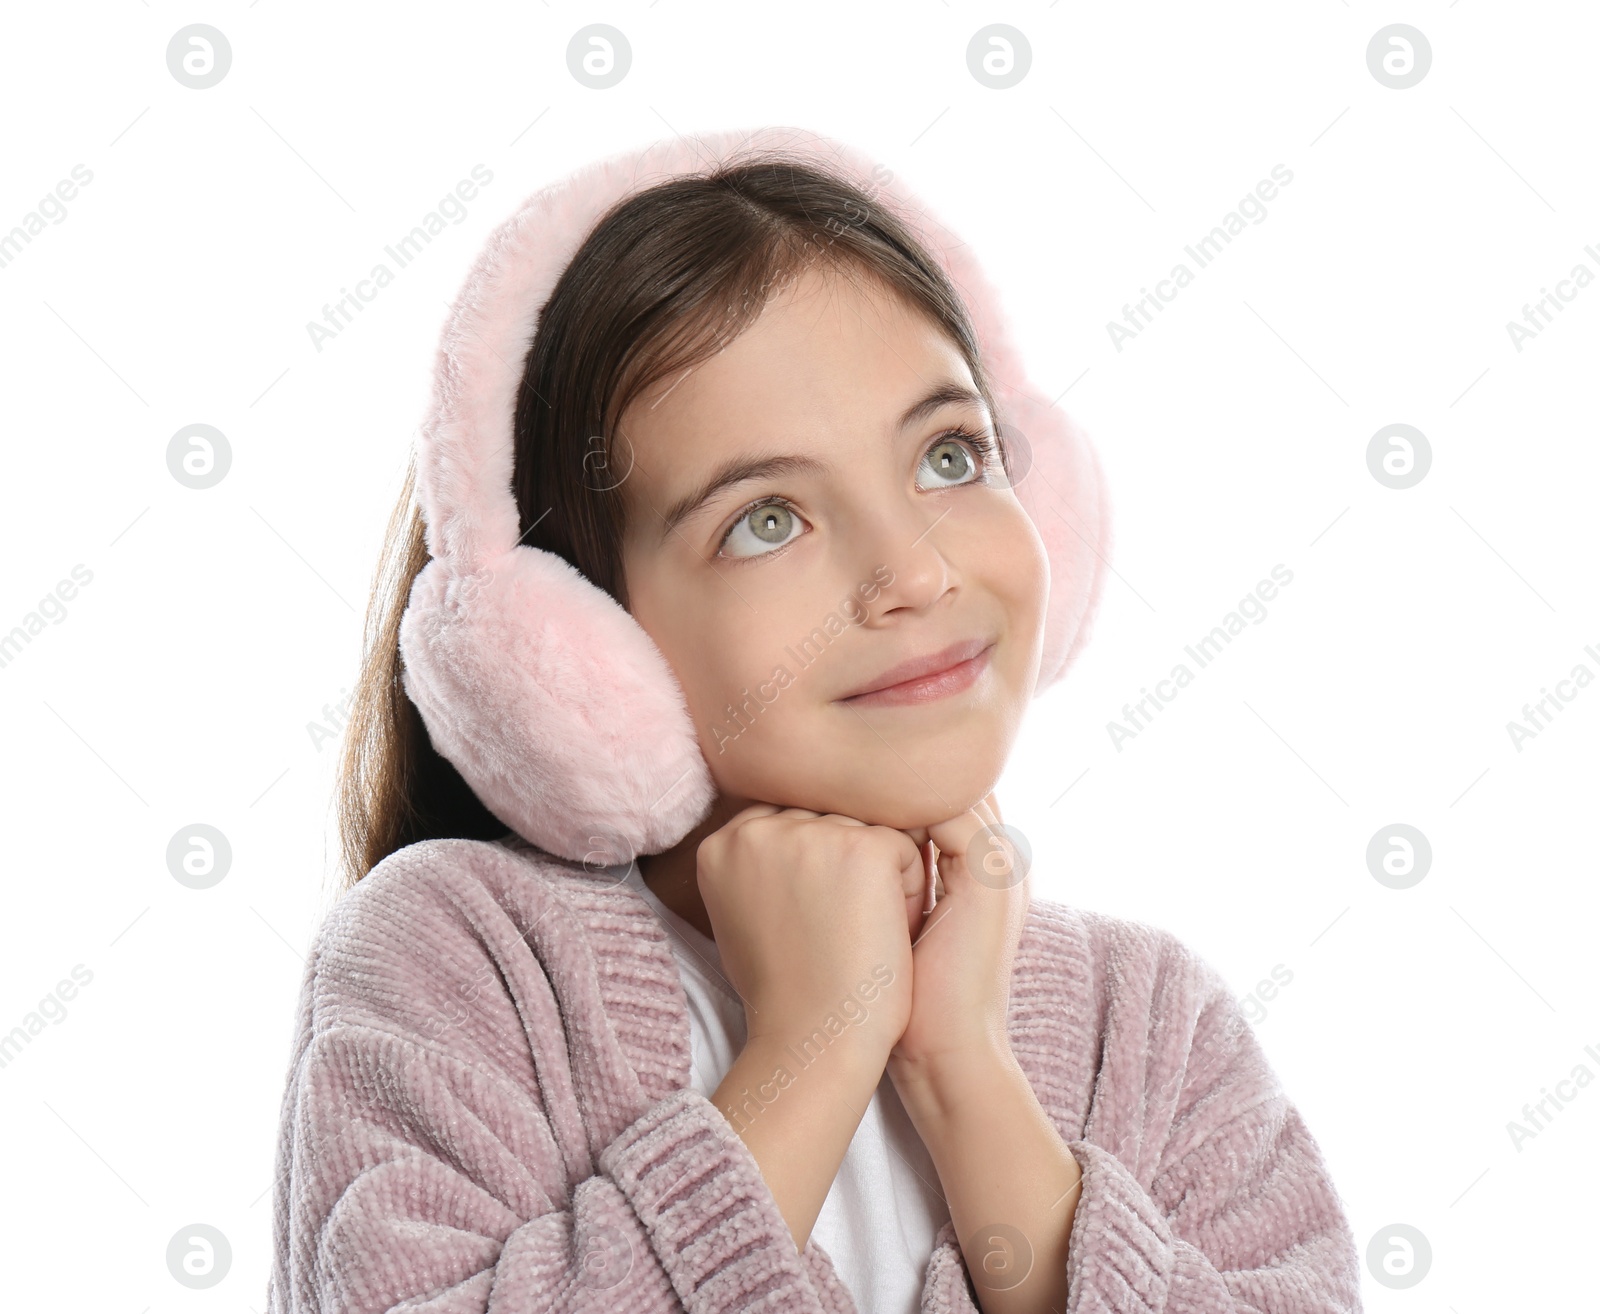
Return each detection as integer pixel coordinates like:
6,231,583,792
812,779,1002,832
717,739,1007,827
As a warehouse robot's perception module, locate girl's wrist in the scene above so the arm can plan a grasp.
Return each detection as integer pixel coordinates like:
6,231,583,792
741,1025,892,1097
886,1036,1022,1124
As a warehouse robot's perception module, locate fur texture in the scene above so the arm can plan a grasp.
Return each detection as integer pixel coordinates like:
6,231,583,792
398,124,1112,863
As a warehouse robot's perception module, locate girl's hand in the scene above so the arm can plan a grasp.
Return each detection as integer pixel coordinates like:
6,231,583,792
887,791,1030,1077
696,804,925,1070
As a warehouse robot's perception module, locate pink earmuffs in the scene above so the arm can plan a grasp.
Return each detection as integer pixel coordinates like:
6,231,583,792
397,125,1112,867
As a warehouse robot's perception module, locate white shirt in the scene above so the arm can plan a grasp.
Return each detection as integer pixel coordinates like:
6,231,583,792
619,858,949,1314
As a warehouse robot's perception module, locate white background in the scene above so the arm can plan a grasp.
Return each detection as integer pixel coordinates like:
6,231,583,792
1,2,1594,1309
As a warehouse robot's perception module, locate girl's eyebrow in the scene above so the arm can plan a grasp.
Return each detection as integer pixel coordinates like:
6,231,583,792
897,381,989,432
653,380,989,543
657,451,829,543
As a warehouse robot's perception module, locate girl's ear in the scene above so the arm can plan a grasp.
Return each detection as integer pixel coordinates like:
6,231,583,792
399,544,716,868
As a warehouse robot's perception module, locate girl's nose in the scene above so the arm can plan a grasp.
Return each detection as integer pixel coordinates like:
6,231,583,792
849,497,958,619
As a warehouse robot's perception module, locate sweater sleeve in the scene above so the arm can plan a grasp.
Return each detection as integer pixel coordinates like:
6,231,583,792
1055,939,1363,1314
267,854,829,1314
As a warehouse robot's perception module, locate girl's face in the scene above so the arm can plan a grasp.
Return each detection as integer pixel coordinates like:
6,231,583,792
618,263,1049,830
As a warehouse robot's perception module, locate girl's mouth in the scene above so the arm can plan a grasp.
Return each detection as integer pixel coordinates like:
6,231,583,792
836,640,995,708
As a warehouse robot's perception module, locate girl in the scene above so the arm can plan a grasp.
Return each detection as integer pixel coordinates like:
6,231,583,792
267,126,1361,1314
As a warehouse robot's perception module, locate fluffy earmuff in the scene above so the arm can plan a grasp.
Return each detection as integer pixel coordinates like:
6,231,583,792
398,125,1112,866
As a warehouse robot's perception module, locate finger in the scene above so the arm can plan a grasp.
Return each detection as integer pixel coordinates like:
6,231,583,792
928,801,1021,899
868,821,928,868
729,802,785,828
723,802,786,842
903,871,929,942
896,837,929,901
916,787,1003,860
911,895,957,950
924,806,996,872
958,792,1000,837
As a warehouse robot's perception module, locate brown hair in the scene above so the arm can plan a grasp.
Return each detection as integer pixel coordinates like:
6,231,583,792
333,150,1007,891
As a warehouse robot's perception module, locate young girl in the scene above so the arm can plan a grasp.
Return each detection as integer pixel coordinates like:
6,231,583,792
267,126,1361,1314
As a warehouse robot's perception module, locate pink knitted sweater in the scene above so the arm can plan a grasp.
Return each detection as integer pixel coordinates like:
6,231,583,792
265,833,1362,1313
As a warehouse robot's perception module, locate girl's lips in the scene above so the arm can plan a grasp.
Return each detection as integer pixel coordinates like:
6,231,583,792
837,642,995,708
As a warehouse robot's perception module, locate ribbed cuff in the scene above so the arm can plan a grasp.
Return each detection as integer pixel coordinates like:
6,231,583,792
1063,1139,1178,1314
919,1218,982,1313
600,1085,820,1313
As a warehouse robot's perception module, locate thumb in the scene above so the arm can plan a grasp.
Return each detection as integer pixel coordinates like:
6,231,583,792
899,839,933,938
925,794,1015,893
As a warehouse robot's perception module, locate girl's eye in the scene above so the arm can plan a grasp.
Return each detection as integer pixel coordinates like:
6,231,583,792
714,426,999,562
916,427,997,491
718,498,805,560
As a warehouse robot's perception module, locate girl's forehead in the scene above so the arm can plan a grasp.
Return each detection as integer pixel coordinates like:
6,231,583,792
615,268,981,521
634,284,971,430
